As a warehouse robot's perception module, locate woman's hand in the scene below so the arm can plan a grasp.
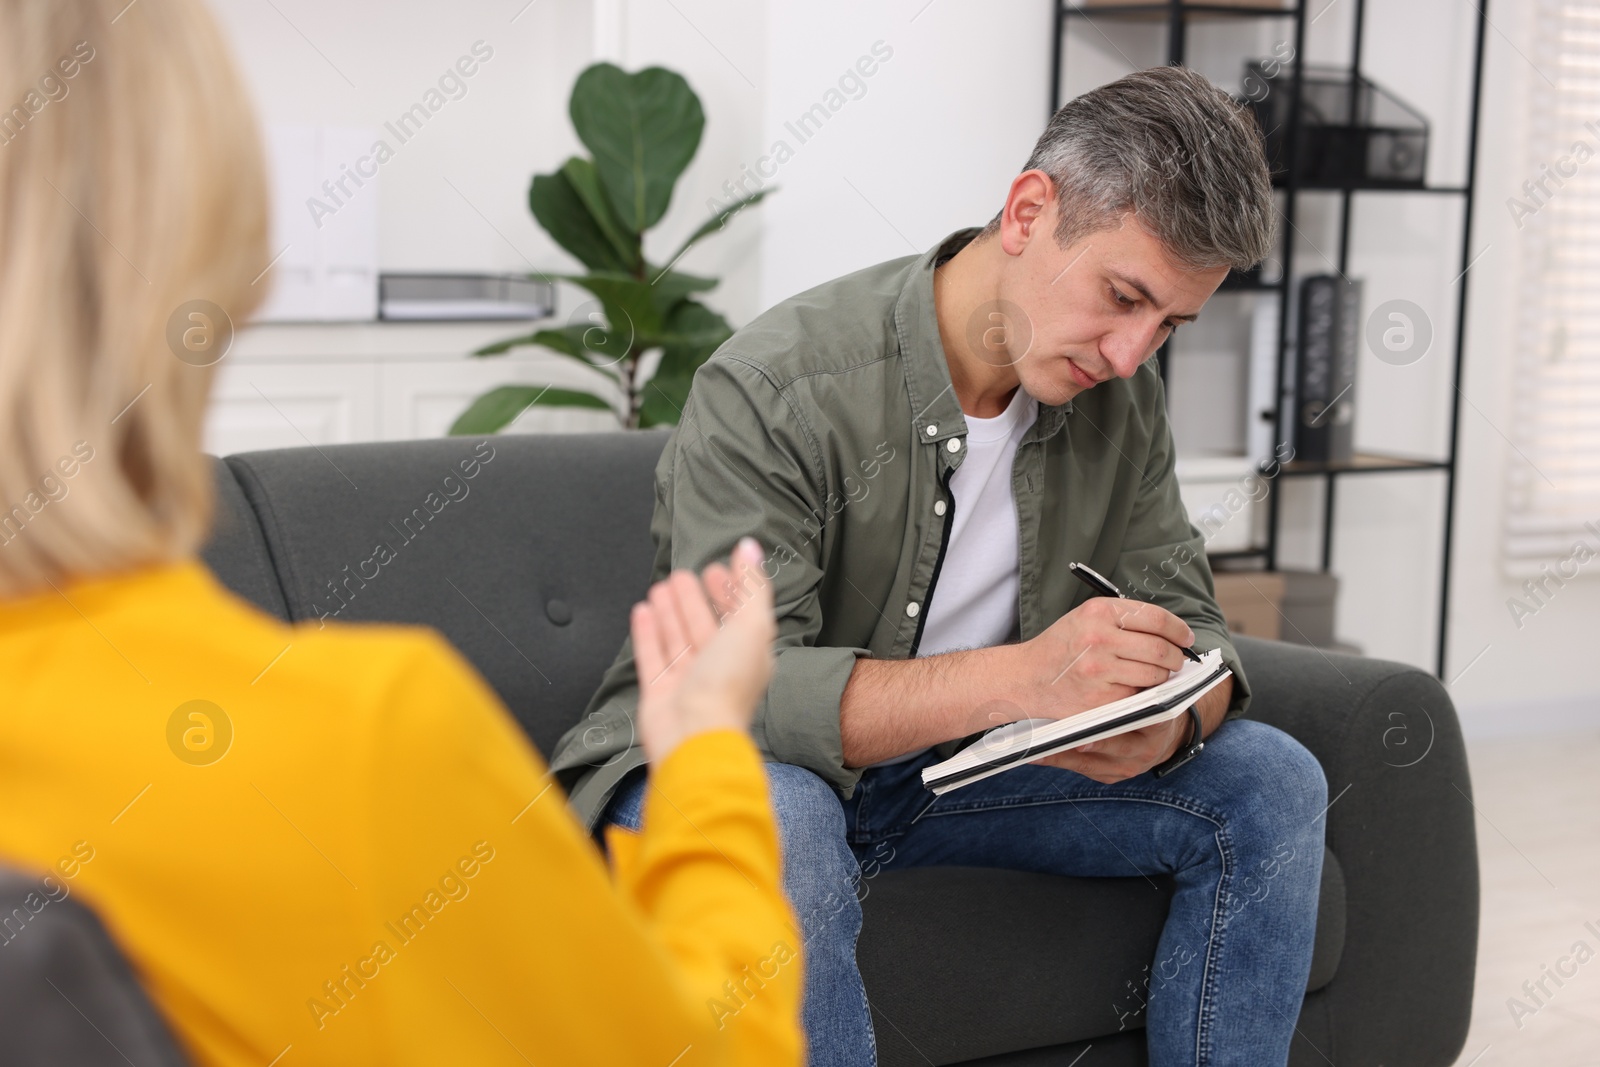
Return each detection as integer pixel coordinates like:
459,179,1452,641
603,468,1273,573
633,537,777,765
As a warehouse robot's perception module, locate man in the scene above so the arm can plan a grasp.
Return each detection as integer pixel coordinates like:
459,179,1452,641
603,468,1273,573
552,65,1328,1066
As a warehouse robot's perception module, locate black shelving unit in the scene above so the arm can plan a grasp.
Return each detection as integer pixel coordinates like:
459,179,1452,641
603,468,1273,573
1051,0,1489,678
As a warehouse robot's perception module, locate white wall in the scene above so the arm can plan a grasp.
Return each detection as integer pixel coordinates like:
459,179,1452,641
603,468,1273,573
209,0,593,275
1444,0,1600,736
604,0,770,326
205,0,1598,732
757,1,1053,304
203,0,771,359
201,0,776,441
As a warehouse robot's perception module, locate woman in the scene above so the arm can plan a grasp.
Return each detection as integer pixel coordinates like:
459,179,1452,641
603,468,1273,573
0,1,800,1064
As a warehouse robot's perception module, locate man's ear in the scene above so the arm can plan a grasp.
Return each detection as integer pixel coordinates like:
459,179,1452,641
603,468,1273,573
1000,170,1054,255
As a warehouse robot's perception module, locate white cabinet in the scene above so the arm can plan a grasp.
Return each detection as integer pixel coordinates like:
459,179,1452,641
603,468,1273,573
206,362,378,455
377,357,616,440
202,321,620,455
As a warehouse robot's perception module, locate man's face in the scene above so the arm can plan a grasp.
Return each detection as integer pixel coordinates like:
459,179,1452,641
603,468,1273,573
991,205,1229,407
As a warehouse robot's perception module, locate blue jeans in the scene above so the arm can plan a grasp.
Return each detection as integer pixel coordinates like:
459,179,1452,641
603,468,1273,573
603,717,1327,1067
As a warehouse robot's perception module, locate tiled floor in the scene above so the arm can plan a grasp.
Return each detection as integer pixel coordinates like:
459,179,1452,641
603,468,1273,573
1453,730,1600,1066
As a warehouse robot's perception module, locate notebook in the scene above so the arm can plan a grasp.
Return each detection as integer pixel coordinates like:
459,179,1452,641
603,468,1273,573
920,649,1232,795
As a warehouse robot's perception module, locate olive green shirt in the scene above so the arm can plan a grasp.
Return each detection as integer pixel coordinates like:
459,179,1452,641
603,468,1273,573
551,226,1250,828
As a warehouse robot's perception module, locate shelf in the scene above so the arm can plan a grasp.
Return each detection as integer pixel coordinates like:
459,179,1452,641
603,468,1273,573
1207,548,1270,564
1062,2,1296,20
1054,0,1488,678
1277,452,1450,477
1351,184,1468,195
1216,272,1284,293
1274,180,1470,195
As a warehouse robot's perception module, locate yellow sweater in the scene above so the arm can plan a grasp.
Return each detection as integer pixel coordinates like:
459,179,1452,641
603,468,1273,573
0,560,802,1066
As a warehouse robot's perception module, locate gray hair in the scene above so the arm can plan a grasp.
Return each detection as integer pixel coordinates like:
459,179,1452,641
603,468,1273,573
981,65,1275,272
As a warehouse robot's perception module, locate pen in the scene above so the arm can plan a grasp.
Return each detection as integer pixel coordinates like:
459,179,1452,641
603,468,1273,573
1068,561,1203,664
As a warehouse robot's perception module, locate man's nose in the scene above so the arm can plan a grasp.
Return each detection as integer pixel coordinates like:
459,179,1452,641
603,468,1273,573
1102,322,1163,378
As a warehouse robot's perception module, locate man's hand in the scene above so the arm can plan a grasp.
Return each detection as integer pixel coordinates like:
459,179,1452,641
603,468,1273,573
997,596,1209,784
633,538,777,765
1031,710,1187,784
1008,596,1194,720
840,591,1219,771
1032,676,1233,783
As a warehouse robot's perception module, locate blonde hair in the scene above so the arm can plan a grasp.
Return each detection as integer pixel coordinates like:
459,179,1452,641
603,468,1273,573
0,0,269,597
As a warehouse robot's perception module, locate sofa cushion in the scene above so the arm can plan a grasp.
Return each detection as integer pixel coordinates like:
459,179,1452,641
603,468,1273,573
220,432,668,757
857,849,1345,1066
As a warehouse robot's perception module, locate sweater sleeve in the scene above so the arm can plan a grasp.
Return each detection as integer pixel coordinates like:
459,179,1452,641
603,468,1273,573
364,631,802,1067
606,731,804,1066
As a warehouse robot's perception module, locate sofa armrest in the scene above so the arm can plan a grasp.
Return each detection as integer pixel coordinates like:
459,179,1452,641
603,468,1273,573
0,868,191,1067
1234,635,1478,1066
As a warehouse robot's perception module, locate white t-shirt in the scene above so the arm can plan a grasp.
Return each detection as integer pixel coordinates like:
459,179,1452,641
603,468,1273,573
872,385,1038,766
918,384,1038,656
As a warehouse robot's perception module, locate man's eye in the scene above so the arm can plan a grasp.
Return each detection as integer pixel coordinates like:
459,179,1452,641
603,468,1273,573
1111,287,1134,306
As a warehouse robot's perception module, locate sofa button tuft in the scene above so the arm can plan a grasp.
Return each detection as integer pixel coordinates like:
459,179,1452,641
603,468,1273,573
545,599,572,626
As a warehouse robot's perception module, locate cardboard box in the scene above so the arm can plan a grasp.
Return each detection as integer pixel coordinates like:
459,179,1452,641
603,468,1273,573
1212,571,1285,640
1280,569,1340,648
1211,569,1354,652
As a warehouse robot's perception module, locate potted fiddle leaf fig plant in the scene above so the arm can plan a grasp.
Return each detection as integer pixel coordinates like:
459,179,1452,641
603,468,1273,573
450,62,770,433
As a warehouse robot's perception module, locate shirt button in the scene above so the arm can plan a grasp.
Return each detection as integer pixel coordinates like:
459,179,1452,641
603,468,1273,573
947,438,962,453
934,500,947,516
925,424,938,437
905,601,920,618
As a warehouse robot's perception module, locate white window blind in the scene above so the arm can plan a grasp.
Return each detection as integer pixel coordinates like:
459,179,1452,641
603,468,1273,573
1504,2,1600,575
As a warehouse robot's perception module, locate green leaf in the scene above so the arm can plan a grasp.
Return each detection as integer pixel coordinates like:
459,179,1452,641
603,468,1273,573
560,156,640,271
448,385,617,435
472,326,629,377
478,271,711,373
644,268,720,337
656,300,731,377
529,169,632,273
664,187,773,267
570,63,704,234
564,272,666,339
562,269,716,341
638,301,731,428
535,322,634,366
643,266,718,303
639,374,695,428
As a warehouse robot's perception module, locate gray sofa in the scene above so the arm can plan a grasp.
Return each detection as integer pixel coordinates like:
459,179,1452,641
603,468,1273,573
2,431,1480,1066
